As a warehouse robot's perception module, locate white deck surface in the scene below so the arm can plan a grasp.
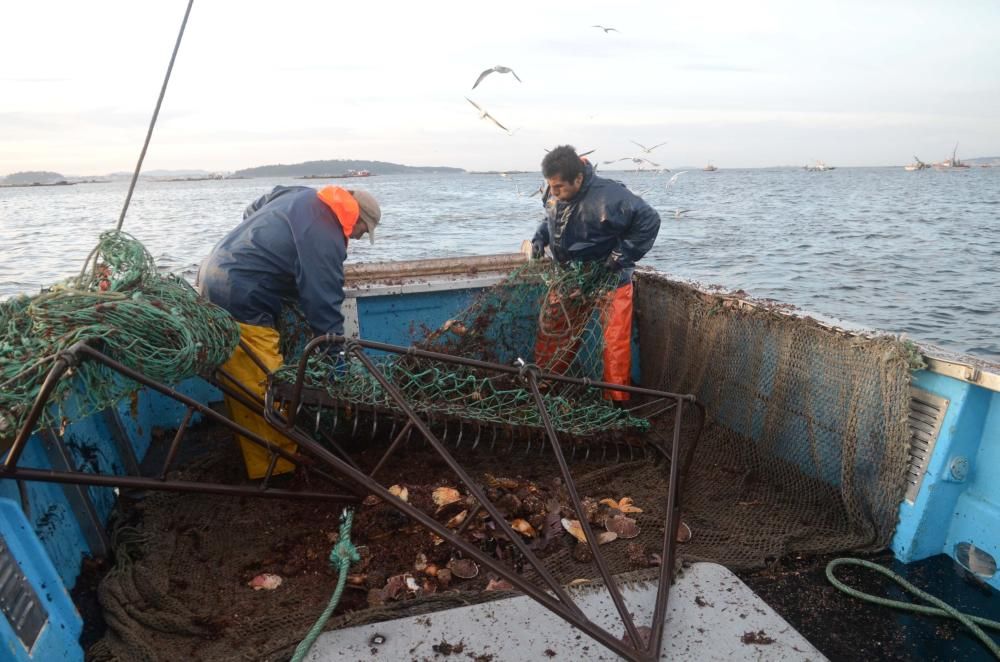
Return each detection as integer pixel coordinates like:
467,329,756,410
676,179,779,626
305,562,826,661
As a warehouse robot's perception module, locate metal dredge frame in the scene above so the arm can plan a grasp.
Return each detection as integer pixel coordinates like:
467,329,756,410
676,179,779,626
0,336,704,661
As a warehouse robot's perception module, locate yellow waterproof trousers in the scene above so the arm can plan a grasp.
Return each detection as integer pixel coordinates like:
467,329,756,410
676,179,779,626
218,322,297,479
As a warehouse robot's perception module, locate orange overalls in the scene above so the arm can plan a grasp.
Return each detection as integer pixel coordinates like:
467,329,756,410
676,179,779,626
533,278,633,401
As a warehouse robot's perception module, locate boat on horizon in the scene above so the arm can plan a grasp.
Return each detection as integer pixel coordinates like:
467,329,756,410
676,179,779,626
703,163,718,172
933,144,971,170
804,161,835,172
904,156,929,171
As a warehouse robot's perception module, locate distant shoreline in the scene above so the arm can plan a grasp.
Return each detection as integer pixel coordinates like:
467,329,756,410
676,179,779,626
0,180,75,188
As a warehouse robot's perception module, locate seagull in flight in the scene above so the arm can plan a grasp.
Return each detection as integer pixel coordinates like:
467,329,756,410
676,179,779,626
593,25,618,33
513,181,545,198
667,171,690,187
674,208,692,218
630,140,668,154
472,65,522,89
465,97,510,134
543,147,596,157
603,156,661,168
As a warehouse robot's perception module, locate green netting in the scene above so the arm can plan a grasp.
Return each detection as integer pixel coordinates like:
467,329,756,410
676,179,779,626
0,231,239,447
274,261,649,439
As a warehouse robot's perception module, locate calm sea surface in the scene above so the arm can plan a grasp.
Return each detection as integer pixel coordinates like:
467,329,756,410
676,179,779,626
1,168,997,361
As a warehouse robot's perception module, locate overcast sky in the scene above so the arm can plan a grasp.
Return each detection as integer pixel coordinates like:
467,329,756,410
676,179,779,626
2,0,998,174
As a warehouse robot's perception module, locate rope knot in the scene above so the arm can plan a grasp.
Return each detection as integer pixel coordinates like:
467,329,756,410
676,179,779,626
330,509,361,567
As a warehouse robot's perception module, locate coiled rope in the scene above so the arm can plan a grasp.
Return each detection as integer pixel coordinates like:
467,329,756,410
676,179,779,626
826,557,1000,659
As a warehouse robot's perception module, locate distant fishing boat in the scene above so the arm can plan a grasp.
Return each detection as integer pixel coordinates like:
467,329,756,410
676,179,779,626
703,163,718,172
804,161,835,172
933,144,970,170
904,156,928,172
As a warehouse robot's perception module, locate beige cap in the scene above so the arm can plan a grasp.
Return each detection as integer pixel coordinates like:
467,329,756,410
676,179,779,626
349,189,381,245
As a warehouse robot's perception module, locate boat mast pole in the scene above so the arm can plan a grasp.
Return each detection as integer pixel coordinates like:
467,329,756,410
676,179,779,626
115,0,195,232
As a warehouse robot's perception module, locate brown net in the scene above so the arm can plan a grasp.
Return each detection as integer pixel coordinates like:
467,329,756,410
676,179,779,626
87,438,690,662
635,273,915,567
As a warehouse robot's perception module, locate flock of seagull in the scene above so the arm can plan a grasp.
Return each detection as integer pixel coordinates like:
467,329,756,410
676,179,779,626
466,25,700,217
465,25,620,135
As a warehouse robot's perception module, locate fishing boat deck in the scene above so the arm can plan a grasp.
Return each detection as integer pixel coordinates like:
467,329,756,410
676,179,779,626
65,419,999,661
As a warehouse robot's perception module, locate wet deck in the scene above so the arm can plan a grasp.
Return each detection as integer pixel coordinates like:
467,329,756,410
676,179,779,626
306,562,824,661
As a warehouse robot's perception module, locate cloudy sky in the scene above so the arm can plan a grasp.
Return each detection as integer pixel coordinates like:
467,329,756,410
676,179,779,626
2,0,998,174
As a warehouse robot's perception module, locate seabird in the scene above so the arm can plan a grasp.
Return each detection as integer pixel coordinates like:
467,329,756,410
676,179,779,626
593,25,618,33
542,147,596,157
674,209,692,218
603,156,661,168
667,171,690,186
472,66,522,89
465,97,511,134
630,140,668,154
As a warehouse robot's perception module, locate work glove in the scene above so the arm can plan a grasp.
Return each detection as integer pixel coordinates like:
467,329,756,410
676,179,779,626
603,254,623,272
531,240,546,260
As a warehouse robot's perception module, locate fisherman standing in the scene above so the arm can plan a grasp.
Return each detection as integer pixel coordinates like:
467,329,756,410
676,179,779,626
531,145,660,400
199,185,381,478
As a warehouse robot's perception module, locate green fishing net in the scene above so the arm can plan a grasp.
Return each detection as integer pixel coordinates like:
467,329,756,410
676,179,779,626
0,231,239,447
274,261,649,440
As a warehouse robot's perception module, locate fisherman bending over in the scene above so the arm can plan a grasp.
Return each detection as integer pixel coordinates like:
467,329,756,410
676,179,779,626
531,145,660,400
199,185,382,478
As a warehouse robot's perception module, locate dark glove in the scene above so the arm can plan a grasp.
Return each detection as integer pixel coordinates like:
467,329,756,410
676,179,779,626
603,254,623,272
531,240,546,260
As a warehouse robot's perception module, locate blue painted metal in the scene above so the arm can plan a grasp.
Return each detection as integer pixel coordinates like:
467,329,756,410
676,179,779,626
0,498,83,661
0,377,220,589
356,289,480,348
891,371,1000,590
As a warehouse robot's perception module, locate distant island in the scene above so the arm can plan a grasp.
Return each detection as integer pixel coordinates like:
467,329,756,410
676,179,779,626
1,171,71,187
233,159,463,178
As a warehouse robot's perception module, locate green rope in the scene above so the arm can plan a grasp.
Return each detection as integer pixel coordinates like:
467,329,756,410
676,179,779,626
826,557,1000,659
291,508,361,662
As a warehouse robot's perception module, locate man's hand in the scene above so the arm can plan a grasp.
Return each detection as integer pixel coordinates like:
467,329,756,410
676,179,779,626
603,254,623,272
531,240,546,260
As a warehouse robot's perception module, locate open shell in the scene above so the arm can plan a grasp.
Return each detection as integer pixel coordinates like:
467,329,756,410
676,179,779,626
605,515,640,539
511,518,537,538
448,558,479,579
432,487,462,508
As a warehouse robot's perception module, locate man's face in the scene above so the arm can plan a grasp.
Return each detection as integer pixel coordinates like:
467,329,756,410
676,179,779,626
350,220,369,241
546,173,583,202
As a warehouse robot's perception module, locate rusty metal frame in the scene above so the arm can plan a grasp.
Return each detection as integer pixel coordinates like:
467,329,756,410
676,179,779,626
0,335,704,661
0,342,358,504
265,334,705,661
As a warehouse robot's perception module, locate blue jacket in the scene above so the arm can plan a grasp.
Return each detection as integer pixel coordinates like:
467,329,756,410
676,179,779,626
199,186,348,336
532,161,660,283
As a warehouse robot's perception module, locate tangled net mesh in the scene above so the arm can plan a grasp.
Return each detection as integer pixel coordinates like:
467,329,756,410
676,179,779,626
274,260,649,439
0,231,240,447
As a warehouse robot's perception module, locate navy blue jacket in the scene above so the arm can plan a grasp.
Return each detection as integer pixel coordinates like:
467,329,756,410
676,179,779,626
199,186,348,336
532,161,660,283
